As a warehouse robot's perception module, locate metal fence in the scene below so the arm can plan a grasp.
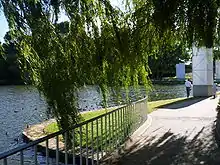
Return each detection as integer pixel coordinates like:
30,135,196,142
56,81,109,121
0,97,147,165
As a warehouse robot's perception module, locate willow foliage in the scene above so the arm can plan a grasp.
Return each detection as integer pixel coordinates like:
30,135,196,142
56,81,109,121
0,0,152,144
133,0,220,48
1,0,220,146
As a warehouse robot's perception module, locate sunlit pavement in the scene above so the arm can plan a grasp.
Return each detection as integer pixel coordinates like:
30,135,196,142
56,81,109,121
103,96,220,165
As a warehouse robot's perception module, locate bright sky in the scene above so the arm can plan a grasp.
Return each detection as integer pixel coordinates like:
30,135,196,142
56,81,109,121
0,10,8,43
0,0,122,43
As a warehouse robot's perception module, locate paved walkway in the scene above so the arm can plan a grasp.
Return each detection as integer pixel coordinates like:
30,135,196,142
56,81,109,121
103,97,220,165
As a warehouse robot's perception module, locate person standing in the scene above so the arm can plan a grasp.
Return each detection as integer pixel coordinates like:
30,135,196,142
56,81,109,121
185,79,192,98
213,82,217,99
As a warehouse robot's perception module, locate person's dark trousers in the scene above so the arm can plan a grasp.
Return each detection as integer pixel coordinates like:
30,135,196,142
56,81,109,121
186,87,190,97
213,94,216,99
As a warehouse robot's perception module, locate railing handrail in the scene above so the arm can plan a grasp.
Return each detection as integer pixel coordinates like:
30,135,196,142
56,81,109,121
0,97,147,159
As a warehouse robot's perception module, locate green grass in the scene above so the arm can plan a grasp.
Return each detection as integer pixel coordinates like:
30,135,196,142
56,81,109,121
148,97,187,113
44,108,115,134
43,97,190,152
44,122,59,134
45,97,187,134
45,106,135,152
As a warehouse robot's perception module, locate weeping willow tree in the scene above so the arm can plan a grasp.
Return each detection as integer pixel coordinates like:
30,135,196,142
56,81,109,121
1,0,220,147
0,0,154,148
134,0,220,48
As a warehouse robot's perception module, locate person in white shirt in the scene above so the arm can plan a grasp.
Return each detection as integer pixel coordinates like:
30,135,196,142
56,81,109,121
185,79,192,98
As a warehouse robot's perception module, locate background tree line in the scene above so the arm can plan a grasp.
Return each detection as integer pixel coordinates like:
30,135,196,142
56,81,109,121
0,31,23,85
0,27,192,84
148,43,191,79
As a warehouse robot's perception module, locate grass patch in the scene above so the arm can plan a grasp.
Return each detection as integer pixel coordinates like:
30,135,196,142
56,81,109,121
42,97,191,152
44,108,115,134
45,98,188,134
44,106,135,152
148,97,188,113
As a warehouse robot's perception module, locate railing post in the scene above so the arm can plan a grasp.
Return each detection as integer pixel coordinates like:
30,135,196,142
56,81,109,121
72,129,76,165
80,126,83,165
46,139,49,165
96,119,99,165
138,102,142,127
111,112,114,151
56,135,59,165
115,109,118,148
64,132,68,165
123,107,126,140
132,104,136,132
125,106,128,137
138,102,142,126
34,145,38,165
3,158,7,165
108,113,111,152
117,109,120,145
130,105,133,134
100,117,103,158
145,99,148,120
105,115,107,153
20,150,24,165
120,107,123,142
135,103,139,129
91,121,94,165
86,124,89,165
128,105,131,136
131,104,134,132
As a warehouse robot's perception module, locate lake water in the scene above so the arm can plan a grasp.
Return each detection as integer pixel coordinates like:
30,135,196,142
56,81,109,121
0,84,187,154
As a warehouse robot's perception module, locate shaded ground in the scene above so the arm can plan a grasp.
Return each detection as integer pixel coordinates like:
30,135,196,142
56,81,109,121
157,97,206,109
102,97,220,165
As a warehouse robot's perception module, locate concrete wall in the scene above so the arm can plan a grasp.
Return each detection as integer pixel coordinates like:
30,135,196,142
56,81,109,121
192,46,213,96
216,60,220,80
176,63,185,79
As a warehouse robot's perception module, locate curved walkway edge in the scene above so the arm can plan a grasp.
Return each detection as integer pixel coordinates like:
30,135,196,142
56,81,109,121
102,97,220,165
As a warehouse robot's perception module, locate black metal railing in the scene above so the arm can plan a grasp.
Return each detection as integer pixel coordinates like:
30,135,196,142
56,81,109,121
0,97,147,165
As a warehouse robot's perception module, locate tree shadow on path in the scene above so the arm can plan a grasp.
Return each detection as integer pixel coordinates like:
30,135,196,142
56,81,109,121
158,97,207,109
104,123,220,165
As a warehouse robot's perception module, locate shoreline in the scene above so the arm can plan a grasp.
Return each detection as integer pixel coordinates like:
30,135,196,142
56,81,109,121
21,97,187,157
22,106,123,152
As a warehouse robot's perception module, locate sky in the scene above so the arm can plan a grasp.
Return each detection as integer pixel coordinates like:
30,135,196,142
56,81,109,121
0,10,9,43
0,0,122,43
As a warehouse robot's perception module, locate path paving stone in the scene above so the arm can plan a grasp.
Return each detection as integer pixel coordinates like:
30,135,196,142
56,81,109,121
102,97,220,165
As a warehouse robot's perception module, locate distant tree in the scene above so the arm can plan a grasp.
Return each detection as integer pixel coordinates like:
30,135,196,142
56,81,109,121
1,31,22,82
0,42,3,56
214,49,220,60
0,42,8,80
56,21,69,34
149,43,190,79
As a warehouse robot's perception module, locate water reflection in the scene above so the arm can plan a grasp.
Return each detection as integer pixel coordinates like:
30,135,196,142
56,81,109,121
0,86,47,154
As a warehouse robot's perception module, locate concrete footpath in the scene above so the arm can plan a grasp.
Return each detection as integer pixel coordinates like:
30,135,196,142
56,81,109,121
103,97,220,165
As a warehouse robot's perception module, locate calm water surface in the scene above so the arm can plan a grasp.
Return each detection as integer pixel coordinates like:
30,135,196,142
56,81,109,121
0,84,187,155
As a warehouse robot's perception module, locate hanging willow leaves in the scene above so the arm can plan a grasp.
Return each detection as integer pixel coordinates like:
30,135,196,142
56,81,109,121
0,0,153,148
1,0,220,148
132,0,220,48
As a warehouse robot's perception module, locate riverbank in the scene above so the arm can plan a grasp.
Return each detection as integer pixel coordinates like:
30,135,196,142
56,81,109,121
22,97,188,150
0,79,25,85
152,79,185,85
